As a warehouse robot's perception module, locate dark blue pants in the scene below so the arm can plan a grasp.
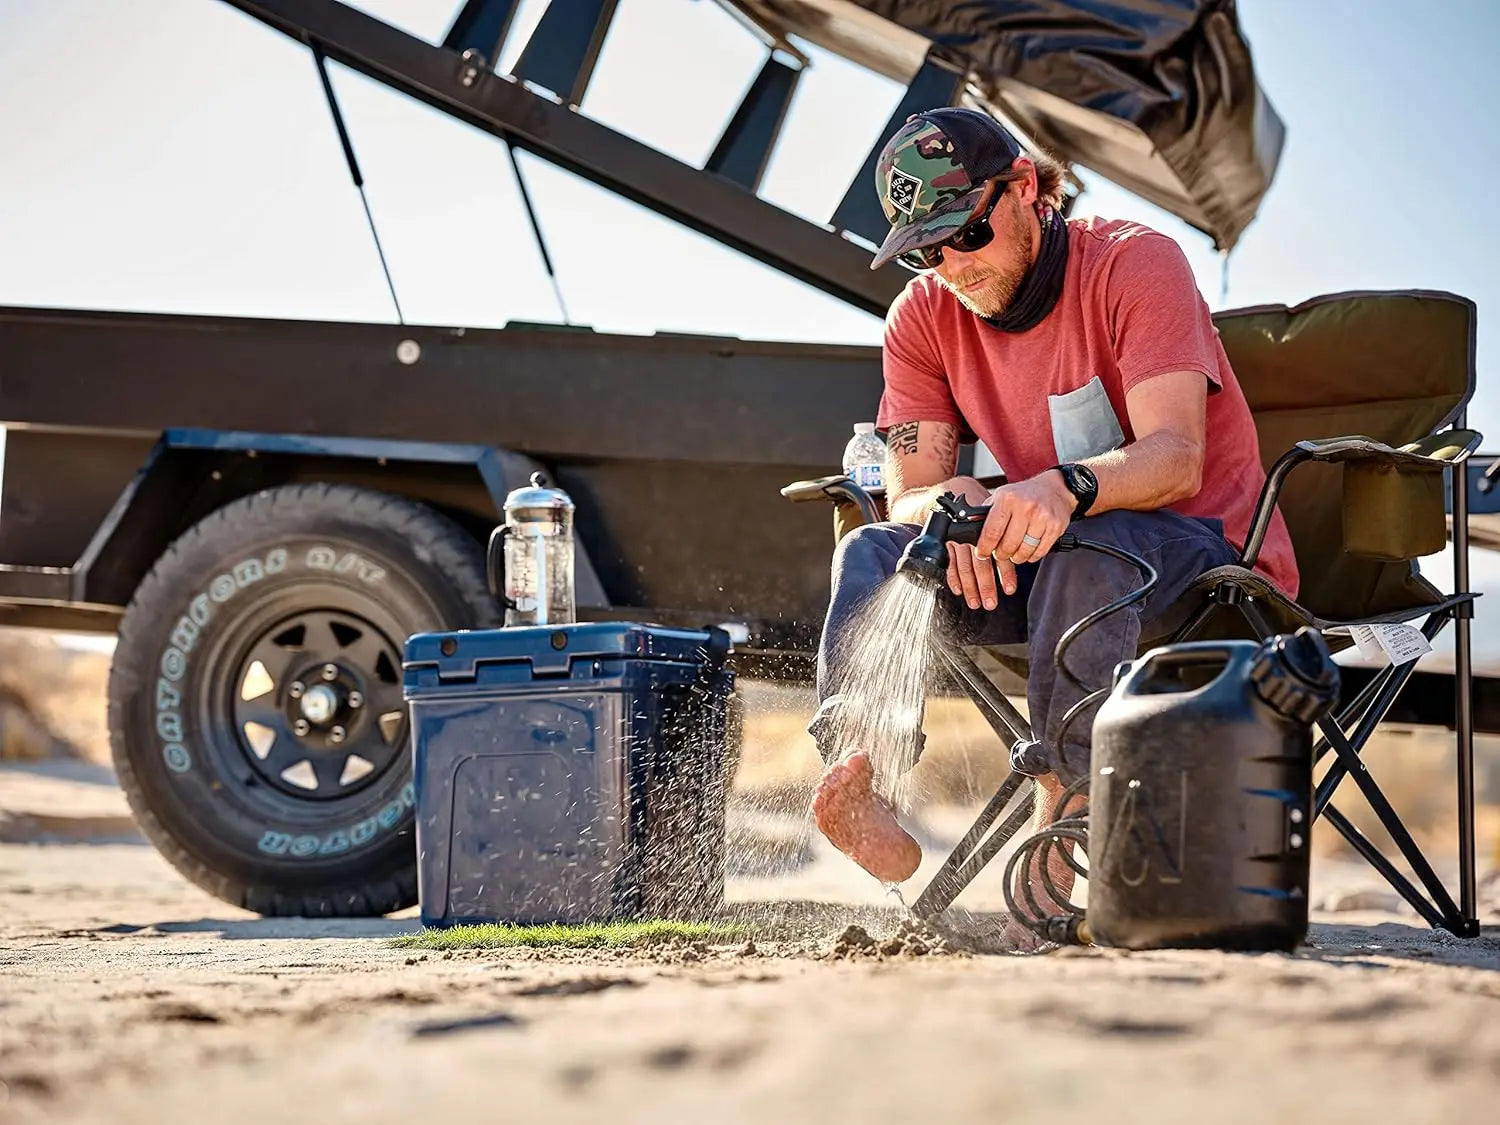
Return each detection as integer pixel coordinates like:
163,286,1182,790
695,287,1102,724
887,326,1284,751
812,509,1238,778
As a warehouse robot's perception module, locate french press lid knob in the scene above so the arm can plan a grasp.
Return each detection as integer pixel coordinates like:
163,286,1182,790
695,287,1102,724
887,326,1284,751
503,471,574,514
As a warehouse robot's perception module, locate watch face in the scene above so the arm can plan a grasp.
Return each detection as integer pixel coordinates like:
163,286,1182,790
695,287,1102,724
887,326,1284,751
1060,463,1097,517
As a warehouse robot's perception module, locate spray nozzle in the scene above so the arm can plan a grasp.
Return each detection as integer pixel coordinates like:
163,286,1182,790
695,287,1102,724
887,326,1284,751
896,493,992,586
896,492,1084,587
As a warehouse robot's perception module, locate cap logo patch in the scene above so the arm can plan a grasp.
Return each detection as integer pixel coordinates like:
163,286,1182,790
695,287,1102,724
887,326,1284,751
887,167,922,216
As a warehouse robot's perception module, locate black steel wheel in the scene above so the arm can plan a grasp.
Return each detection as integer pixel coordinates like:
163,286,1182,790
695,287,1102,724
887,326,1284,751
222,607,408,805
108,484,498,916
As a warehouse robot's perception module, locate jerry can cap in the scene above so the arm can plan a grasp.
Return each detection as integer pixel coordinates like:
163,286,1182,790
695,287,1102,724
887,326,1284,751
1250,627,1340,724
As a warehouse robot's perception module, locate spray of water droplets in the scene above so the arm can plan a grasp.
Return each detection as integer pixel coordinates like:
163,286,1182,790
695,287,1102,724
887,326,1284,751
823,572,945,812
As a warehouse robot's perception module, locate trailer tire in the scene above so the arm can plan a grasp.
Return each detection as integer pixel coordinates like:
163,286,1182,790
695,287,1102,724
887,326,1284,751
108,484,498,917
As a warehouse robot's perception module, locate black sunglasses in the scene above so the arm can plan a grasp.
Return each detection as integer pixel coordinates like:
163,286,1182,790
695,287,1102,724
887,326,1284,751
896,182,1005,272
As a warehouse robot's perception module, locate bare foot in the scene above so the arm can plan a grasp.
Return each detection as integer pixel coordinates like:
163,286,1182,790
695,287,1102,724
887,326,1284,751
811,751,922,883
1019,774,1080,915
997,915,1054,953
1003,773,1083,949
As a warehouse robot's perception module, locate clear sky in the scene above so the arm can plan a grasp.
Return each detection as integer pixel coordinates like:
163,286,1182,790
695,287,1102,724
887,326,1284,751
2,0,1498,659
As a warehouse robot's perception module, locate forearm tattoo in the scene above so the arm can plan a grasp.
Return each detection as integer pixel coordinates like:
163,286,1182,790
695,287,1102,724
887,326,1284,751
929,423,958,474
886,420,959,503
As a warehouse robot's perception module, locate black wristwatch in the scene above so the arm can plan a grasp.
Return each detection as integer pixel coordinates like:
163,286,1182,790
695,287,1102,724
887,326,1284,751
1052,462,1098,519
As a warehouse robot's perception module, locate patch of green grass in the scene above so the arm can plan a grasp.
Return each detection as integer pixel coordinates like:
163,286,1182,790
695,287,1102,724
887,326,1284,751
392,919,748,951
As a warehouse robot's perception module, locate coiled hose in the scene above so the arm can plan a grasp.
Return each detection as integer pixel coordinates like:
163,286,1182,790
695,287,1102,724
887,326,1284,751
1000,538,1158,947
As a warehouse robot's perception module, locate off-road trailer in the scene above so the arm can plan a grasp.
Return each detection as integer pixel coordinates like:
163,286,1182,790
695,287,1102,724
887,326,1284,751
3,0,1490,916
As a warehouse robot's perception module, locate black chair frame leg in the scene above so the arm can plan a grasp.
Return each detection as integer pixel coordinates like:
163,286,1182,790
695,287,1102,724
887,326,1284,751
911,647,1037,918
1237,596,1479,938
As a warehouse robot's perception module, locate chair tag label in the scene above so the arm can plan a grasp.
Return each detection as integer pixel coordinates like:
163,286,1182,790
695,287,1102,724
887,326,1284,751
1341,623,1431,666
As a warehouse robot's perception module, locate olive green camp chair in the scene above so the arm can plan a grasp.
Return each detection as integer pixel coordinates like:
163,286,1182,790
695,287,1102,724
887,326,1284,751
785,289,1483,936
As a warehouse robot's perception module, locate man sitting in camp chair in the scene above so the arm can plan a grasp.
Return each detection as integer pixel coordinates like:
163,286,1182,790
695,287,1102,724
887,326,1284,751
809,108,1299,916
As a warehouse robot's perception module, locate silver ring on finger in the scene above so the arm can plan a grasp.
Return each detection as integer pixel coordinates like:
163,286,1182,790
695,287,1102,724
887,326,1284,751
1021,533,1042,548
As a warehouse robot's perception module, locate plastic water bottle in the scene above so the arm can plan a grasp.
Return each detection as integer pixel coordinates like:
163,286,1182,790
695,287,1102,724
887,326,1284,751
842,422,886,493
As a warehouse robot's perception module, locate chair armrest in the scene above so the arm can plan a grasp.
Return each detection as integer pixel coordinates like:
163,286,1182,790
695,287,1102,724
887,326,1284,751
780,475,882,526
781,474,850,502
1240,428,1484,568
1293,429,1482,468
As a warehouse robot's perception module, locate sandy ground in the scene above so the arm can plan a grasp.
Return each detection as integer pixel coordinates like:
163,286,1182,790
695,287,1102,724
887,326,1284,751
3,760,1500,1125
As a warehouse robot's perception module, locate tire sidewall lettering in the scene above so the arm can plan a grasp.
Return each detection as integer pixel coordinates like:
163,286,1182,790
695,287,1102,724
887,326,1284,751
307,546,387,585
256,783,415,857
155,542,407,861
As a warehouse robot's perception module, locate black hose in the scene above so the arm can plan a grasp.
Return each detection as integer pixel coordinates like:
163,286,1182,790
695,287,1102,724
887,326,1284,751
1053,539,1159,695
1006,772,1090,923
1048,539,1157,781
997,538,1156,947
1010,824,1090,921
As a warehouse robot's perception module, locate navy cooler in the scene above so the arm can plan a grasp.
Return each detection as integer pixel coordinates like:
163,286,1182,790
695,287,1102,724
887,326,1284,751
403,623,733,928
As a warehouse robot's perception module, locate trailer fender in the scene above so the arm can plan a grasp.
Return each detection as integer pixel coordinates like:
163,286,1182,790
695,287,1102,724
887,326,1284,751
72,427,609,610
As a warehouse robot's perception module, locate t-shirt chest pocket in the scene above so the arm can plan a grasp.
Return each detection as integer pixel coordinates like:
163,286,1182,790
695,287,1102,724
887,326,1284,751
1048,376,1126,462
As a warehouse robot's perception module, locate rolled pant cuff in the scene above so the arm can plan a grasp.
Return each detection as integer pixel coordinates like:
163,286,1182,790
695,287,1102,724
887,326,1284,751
807,693,927,768
1009,739,1054,777
807,694,845,766
1010,738,1092,781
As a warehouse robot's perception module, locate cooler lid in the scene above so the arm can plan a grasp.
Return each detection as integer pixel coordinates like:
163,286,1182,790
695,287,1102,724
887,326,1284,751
403,622,731,683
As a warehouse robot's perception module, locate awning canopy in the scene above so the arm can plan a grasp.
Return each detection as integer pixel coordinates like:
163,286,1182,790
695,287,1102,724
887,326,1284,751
726,0,1283,251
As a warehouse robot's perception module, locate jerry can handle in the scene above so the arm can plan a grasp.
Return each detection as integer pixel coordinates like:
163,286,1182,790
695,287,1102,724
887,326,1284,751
1115,640,1258,699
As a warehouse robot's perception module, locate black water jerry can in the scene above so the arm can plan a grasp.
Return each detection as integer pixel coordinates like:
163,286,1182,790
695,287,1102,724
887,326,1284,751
1086,628,1340,951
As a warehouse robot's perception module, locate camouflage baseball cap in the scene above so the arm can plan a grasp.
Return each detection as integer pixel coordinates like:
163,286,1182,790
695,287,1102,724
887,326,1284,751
870,107,1024,270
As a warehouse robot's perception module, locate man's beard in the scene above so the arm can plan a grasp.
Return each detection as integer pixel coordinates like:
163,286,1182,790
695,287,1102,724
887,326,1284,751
946,265,1026,318
939,201,1031,318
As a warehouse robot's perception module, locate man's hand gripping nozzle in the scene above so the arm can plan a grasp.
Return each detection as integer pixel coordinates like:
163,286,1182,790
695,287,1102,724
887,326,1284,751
895,492,989,587
897,491,1079,587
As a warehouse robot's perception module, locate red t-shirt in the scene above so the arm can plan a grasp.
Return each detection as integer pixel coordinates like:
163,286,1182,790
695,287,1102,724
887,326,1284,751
877,216,1298,597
